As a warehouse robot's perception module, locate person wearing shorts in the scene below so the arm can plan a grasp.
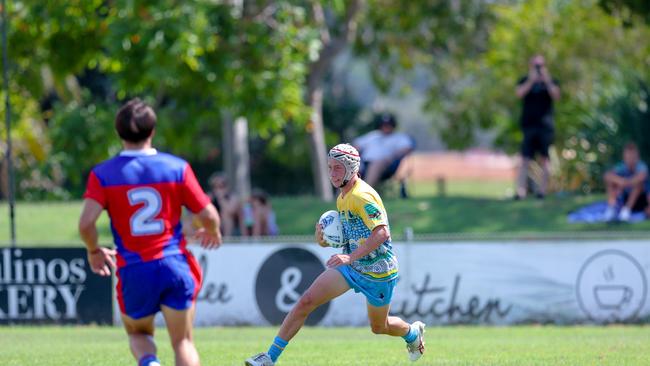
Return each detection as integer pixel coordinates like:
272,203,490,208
604,142,649,222
245,143,425,366
79,99,222,366
515,54,561,199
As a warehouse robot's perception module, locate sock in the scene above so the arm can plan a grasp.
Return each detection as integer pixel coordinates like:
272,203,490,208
402,324,418,343
267,336,289,362
138,354,160,366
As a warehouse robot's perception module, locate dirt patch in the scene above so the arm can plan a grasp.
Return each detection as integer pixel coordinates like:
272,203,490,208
398,150,518,182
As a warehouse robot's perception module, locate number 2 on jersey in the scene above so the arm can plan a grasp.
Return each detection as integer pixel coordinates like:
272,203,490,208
128,187,164,236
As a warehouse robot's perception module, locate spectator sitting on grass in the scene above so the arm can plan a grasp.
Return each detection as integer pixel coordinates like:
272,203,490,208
247,189,279,237
208,173,242,236
604,142,648,222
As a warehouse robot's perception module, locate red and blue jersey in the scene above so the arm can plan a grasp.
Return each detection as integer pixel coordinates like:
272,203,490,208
83,149,210,268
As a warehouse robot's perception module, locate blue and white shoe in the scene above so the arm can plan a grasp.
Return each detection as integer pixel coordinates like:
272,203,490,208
406,321,426,362
245,352,274,366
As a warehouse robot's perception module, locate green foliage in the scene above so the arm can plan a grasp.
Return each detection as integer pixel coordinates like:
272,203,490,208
6,0,650,198
249,126,315,195
100,1,315,139
48,94,120,194
357,0,493,92
322,82,365,142
580,79,650,191
5,1,317,197
0,92,58,199
600,0,650,24
430,0,650,191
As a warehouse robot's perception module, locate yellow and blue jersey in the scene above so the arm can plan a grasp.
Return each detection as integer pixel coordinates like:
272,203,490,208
336,179,398,281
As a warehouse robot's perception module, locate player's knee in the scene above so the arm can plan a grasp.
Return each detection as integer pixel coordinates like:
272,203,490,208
297,294,314,309
370,323,388,335
296,293,316,312
170,336,194,351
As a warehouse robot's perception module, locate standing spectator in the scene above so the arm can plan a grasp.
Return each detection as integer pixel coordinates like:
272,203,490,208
250,189,279,236
515,54,561,199
353,113,415,189
78,98,222,366
208,173,242,236
604,142,648,222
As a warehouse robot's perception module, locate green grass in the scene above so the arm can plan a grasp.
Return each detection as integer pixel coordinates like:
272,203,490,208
405,179,514,199
1,326,649,365
2,192,650,246
270,193,650,238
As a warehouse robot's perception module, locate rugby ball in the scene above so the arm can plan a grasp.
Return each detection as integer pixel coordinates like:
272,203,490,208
318,210,345,247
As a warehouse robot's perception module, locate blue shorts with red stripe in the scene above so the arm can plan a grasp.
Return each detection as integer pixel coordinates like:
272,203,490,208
116,253,202,319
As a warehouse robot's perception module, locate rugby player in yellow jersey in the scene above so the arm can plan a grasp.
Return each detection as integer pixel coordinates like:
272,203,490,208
245,143,425,366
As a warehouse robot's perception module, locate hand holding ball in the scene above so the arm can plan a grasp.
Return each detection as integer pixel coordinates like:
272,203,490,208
318,210,345,248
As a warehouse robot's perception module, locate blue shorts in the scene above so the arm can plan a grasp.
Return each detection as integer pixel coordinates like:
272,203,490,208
336,265,397,307
116,254,202,319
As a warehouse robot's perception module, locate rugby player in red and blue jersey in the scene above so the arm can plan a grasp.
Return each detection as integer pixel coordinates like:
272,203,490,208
78,98,222,366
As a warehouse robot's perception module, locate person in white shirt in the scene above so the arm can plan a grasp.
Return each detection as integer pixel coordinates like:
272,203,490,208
353,113,415,188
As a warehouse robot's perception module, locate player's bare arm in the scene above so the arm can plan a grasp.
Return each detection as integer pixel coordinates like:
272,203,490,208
628,170,648,186
326,225,389,268
516,71,536,99
194,203,223,249
78,198,116,276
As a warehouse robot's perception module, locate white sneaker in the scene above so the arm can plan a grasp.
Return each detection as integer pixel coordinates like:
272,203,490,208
245,353,275,366
406,321,426,362
618,207,631,222
603,206,617,221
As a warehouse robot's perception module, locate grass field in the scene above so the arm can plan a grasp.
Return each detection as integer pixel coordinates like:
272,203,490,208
1,192,650,246
2,326,649,365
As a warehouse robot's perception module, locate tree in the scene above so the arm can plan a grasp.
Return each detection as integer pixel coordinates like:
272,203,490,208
429,0,650,191
303,0,364,200
5,1,316,197
300,0,494,200
600,0,650,24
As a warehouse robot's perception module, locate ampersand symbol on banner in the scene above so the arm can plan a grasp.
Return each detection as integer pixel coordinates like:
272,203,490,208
275,267,302,312
255,247,329,325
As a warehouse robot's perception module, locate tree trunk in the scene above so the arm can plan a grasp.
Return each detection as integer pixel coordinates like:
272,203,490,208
222,113,251,200
232,116,251,199
0,158,7,199
305,85,333,201
304,0,364,201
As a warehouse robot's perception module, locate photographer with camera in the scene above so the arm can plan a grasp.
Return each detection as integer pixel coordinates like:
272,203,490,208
514,54,561,200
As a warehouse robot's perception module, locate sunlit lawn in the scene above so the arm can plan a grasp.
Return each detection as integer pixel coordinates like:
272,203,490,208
1,179,649,246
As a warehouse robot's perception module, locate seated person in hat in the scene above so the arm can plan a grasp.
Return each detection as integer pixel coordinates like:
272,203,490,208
353,113,415,188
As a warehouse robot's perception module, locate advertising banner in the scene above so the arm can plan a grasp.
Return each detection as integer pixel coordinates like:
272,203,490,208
0,247,112,325
185,240,650,326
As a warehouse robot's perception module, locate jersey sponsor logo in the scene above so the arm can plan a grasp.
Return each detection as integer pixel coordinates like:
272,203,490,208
364,203,382,220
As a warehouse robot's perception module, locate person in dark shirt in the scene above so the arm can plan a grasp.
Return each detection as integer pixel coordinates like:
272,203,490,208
515,54,560,199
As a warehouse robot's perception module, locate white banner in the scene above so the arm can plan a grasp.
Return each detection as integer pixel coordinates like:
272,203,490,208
116,241,650,326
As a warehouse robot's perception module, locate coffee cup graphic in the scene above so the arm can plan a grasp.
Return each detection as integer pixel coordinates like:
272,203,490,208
577,250,647,322
593,285,632,310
